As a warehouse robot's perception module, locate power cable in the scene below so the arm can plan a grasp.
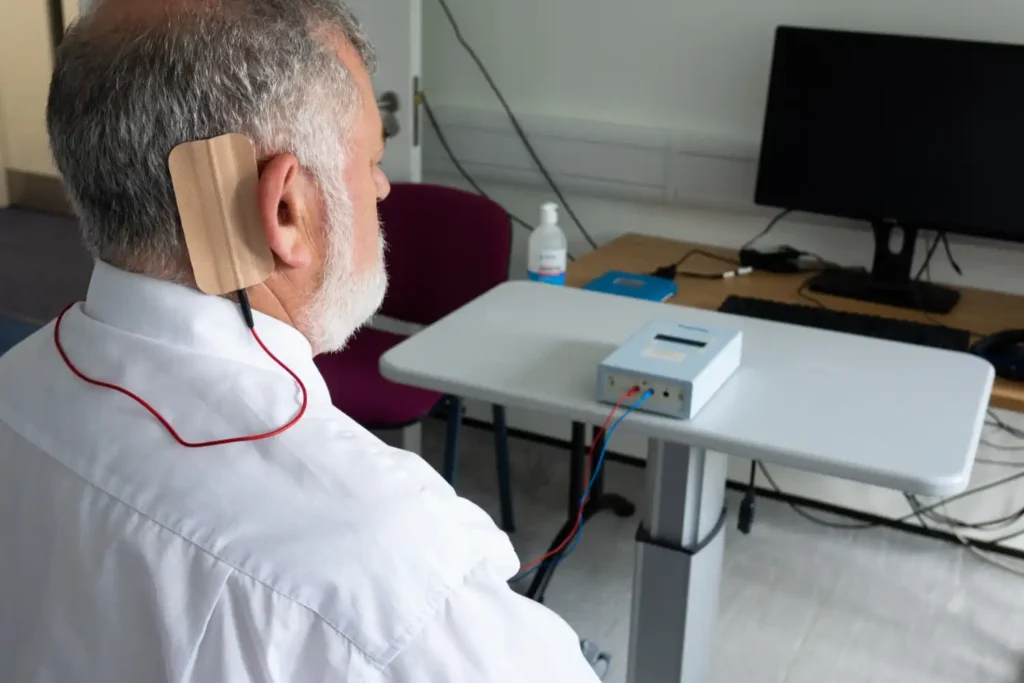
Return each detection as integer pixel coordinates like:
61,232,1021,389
757,462,1024,531
755,463,878,530
742,208,792,250
419,91,578,261
650,248,748,281
418,92,531,233
432,0,599,251
905,494,1024,577
976,412,1024,465
988,410,1024,439
758,462,1024,576
915,232,944,281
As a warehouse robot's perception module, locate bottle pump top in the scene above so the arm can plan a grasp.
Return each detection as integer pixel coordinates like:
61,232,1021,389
540,202,559,226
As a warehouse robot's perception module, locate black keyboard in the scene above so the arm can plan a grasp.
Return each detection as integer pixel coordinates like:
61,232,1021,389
718,296,971,352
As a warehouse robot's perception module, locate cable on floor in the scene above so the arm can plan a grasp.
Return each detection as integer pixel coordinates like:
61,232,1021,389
433,0,599,251
758,460,1024,577
904,494,1024,577
988,410,1024,440
755,463,878,530
514,387,654,580
906,493,1024,532
977,411,1024,464
758,463,1024,531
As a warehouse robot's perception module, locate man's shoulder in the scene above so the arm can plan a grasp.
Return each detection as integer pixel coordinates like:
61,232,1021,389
0,322,520,670
183,409,521,669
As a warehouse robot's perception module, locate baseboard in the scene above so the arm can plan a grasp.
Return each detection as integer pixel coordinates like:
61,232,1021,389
6,170,72,214
421,103,760,211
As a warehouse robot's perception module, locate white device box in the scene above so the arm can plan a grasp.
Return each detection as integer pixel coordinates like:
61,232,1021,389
596,319,742,420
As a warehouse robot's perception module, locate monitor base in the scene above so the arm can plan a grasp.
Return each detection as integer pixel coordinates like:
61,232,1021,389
807,268,960,314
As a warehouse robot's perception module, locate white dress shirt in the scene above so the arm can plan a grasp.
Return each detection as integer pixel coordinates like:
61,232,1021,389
0,261,599,683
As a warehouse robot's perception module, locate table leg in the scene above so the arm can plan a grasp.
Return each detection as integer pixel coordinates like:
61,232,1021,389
626,439,728,683
567,422,587,519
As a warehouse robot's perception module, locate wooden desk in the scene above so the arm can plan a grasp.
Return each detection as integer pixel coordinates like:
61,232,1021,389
567,233,1024,413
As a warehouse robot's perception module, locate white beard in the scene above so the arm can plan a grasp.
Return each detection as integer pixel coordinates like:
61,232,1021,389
302,177,387,355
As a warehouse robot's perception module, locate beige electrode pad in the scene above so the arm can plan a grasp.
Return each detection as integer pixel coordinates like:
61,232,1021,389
168,133,274,295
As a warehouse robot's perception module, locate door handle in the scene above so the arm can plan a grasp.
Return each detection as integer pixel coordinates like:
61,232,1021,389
377,91,401,140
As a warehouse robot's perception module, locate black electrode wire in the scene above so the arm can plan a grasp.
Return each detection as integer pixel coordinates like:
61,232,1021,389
236,289,255,329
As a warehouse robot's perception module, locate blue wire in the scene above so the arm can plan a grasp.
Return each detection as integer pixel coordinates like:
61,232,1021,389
513,389,654,582
556,389,653,564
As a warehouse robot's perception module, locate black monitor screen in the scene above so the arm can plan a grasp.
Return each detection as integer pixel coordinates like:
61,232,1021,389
755,26,1024,244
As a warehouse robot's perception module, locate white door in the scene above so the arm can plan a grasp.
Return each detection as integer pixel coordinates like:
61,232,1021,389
74,0,423,183
348,0,423,183
0,116,8,208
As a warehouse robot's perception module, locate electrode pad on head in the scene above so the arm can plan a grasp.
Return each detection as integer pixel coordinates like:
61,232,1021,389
168,133,274,296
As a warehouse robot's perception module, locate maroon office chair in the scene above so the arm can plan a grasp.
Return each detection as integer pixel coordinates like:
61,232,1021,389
314,183,515,531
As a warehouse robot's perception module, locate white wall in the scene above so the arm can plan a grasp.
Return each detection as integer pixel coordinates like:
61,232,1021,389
417,0,1024,306
423,0,1024,140
414,0,1024,543
416,0,1024,281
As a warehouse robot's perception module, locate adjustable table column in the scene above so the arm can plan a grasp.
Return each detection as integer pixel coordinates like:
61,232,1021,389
627,440,728,683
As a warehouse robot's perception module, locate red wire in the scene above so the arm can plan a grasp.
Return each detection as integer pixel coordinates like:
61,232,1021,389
519,386,639,573
53,302,308,448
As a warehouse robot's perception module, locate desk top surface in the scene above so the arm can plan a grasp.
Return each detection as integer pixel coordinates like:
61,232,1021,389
566,233,1024,413
382,281,993,496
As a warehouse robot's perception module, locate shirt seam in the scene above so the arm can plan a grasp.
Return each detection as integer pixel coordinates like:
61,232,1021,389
178,569,233,683
0,416,381,667
377,552,494,680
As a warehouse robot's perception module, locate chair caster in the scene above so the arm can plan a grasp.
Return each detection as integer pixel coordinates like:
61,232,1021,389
580,639,612,679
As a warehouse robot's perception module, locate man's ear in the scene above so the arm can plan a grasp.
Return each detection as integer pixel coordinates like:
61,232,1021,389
256,154,314,270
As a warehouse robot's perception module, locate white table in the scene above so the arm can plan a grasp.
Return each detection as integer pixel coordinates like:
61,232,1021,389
380,281,993,683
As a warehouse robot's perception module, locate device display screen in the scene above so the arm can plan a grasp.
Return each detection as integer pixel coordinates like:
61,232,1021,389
655,334,706,348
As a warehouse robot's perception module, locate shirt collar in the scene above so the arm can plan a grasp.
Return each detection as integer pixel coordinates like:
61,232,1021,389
83,260,332,406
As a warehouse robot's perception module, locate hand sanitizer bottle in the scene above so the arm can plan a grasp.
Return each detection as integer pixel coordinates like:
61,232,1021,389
527,202,568,286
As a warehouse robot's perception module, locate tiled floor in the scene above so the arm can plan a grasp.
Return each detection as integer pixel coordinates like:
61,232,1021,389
401,419,1024,683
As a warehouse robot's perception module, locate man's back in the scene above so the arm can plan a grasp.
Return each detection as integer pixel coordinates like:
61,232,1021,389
0,263,598,682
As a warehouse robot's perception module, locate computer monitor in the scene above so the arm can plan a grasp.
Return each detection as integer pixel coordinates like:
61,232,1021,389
755,26,1024,313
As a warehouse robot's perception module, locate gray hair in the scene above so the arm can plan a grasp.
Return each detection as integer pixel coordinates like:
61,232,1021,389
47,0,375,277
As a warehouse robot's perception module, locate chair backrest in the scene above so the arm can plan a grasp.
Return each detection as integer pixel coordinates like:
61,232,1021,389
0,317,39,357
378,183,512,326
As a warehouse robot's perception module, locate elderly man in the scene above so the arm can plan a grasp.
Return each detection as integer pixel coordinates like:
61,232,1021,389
0,1,600,681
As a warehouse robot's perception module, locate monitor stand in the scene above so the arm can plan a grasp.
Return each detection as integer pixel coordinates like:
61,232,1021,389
806,221,961,314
